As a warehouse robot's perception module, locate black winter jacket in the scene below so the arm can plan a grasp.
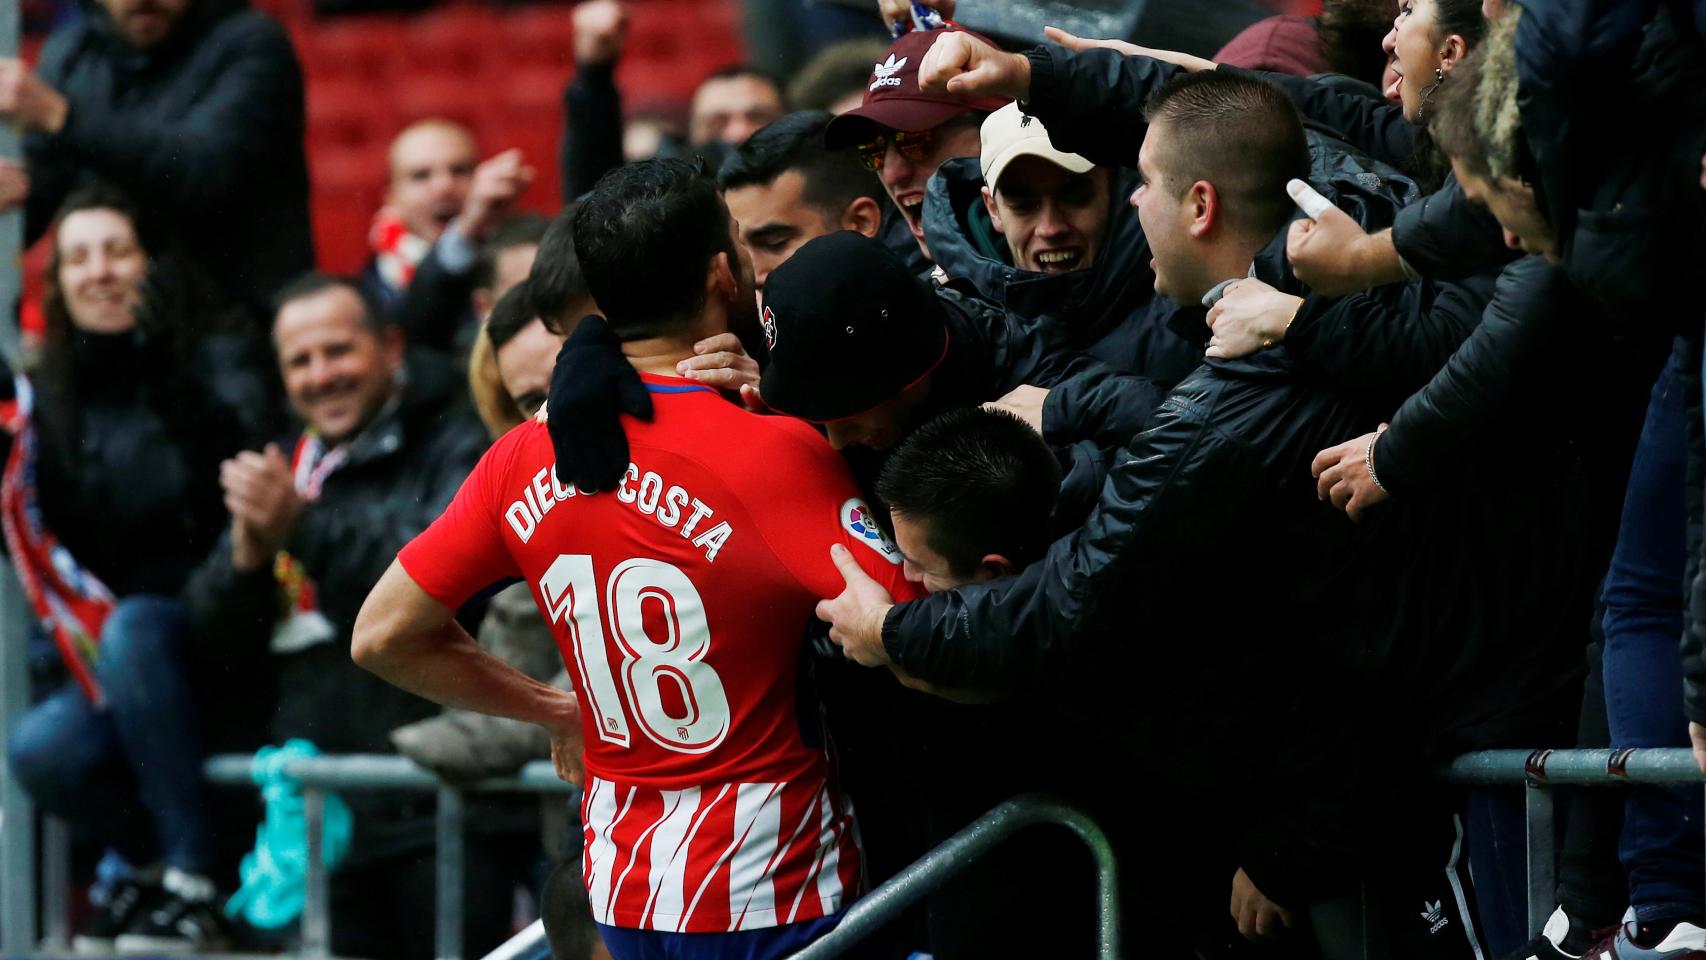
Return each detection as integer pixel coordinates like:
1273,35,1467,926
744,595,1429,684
31,329,255,599
922,158,1202,385
1516,0,1706,321
26,0,313,317
887,293,1387,907
185,377,485,861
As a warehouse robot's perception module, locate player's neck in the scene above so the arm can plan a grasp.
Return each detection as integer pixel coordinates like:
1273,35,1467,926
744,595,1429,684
622,336,700,377
622,308,728,378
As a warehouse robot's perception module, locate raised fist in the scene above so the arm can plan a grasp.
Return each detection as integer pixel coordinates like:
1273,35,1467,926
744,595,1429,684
573,0,629,67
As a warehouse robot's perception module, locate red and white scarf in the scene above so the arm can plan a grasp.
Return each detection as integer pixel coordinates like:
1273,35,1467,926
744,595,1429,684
0,376,116,704
267,433,348,655
368,207,431,294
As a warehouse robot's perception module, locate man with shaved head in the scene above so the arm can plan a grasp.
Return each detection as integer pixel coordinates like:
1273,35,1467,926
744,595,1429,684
366,119,536,349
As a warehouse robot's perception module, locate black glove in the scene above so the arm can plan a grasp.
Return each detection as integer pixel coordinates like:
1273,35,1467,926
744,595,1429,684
548,314,653,492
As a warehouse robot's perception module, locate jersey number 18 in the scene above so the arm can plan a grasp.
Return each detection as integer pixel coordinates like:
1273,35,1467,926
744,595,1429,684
539,554,733,755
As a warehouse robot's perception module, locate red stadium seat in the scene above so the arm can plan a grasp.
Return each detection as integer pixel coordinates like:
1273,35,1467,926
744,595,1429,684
291,0,741,278
306,76,381,150
499,5,576,69
313,188,381,274
397,7,494,77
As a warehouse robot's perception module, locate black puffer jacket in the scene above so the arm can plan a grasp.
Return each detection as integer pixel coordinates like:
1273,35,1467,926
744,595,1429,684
885,246,1389,907
185,377,487,753
922,158,1202,385
25,0,313,317
31,329,255,599
1372,257,1667,566
883,230,1594,904
185,375,486,862
1516,0,1706,325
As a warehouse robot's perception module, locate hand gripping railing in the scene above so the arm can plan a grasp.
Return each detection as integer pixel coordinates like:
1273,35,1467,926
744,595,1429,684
789,793,1121,959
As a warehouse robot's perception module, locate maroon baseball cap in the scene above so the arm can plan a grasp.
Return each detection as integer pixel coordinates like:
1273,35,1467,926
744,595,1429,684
823,25,1013,150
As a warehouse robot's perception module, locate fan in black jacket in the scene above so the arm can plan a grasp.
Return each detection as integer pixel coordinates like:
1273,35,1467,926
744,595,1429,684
16,0,313,319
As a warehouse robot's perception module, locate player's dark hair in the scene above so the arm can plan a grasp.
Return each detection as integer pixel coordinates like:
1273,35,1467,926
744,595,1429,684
573,159,736,342
877,407,1061,579
473,213,551,292
485,279,537,350
272,272,392,333
528,203,593,336
719,111,886,225
1142,72,1309,243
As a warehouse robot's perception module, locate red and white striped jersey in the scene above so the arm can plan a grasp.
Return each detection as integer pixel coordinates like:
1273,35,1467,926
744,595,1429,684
398,374,919,932
580,774,862,931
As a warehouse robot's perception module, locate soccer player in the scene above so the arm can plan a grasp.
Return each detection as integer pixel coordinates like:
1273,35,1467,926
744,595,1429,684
352,159,918,957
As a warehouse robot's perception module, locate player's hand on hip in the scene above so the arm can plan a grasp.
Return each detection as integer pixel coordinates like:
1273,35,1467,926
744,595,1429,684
815,544,895,668
1230,868,1295,943
678,333,760,394
546,707,586,787
1691,722,1706,776
549,729,585,787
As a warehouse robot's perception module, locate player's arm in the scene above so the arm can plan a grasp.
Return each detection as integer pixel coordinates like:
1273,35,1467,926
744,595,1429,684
353,561,585,783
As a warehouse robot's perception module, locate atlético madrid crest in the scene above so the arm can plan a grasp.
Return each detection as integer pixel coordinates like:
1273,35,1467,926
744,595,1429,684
761,306,778,351
841,498,901,563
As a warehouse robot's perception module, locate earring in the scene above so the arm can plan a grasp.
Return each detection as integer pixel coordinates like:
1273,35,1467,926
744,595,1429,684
1435,67,1445,81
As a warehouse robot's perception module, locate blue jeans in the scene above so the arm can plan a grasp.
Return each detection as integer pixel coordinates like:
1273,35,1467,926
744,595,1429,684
1601,345,1704,924
6,595,213,874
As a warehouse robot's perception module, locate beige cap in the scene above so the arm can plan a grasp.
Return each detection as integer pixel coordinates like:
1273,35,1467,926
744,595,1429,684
979,102,1095,191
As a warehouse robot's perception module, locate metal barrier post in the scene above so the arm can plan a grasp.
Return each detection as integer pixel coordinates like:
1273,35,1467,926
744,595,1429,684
0,557,36,954
436,786,466,960
303,787,331,957
41,817,72,949
789,794,1120,960
1523,783,1555,938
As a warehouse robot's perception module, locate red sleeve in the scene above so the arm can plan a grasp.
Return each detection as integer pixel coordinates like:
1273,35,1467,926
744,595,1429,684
397,430,524,608
743,421,924,604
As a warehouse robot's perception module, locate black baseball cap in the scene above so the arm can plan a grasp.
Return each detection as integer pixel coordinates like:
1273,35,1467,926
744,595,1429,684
758,231,950,422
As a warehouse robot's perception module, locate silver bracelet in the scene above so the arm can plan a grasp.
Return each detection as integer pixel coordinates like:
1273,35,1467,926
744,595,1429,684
1364,431,1388,493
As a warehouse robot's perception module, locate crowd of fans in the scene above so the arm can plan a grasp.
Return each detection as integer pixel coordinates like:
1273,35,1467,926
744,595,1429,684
2,0,1704,956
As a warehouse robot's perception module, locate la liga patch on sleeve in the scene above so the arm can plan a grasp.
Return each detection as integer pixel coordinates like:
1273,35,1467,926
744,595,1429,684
841,498,902,564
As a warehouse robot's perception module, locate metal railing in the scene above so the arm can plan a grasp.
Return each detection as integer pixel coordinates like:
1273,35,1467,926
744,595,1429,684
1441,747,1706,938
11,746,1706,959
791,793,1121,959
198,753,577,960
